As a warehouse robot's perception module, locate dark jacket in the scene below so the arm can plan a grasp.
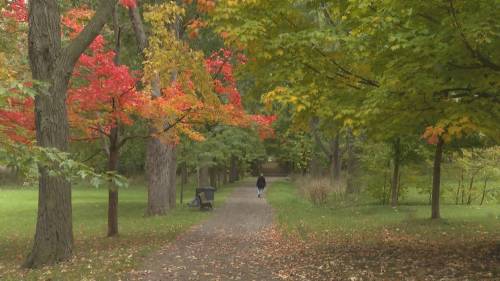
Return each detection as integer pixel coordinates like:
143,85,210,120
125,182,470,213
256,176,266,189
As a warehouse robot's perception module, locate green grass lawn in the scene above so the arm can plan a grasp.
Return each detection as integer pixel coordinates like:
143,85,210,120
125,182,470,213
0,180,236,281
267,180,500,242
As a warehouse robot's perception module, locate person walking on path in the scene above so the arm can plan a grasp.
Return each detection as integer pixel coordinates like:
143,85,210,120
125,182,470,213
256,173,266,198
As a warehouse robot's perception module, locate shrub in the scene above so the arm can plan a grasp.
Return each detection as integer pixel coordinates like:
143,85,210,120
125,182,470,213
295,176,337,205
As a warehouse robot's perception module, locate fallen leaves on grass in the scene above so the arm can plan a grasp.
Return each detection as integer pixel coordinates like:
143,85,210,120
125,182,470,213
259,227,500,281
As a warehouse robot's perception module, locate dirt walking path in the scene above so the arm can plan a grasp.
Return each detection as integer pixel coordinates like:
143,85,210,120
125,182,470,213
129,178,281,281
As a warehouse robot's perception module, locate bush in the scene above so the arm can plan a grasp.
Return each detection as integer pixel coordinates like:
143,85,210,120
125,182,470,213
295,176,338,205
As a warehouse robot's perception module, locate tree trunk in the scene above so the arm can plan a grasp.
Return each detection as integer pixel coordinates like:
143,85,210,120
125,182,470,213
198,165,210,187
308,118,321,177
145,140,176,215
329,134,341,184
239,162,246,179
180,163,188,204
345,130,359,194
309,155,322,177
107,8,121,238
223,165,228,184
480,177,488,205
216,168,222,188
455,169,463,205
209,166,217,187
391,138,401,207
167,147,177,208
466,175,475,205
107,127,119,237
382,169,388,205
431,138,444,219
229,156,239,182
25,0,115,268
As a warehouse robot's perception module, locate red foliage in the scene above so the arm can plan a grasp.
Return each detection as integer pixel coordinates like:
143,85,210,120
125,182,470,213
119,0,137,9
0,8,140,143
64,9,140,138
0,96,35,143
0,4,275,144
206,49,243,108
2,0,28,22
250,114,277,139
206,49,276,139
183,0,215,13
421,126,444,145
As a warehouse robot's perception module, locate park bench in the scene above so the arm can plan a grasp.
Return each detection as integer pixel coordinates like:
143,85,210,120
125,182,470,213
197,191,213,210
188,187,215,210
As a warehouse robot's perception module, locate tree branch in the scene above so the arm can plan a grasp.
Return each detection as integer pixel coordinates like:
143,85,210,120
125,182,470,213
59,0,118,73
301,62,362,90
448,0,500,72
117,134,149,149
129,5,148,53
310,118,331,157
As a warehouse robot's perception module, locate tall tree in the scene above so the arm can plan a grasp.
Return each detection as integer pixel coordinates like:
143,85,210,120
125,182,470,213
65,7,140,236
25,0,117,267
128,1,185,215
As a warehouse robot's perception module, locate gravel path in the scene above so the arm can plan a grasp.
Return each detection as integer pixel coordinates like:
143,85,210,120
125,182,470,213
129,178,280,281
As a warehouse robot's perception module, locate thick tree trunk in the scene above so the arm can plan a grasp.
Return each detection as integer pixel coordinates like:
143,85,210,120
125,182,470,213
25,0,115,268
145,140,176,215
431,138,444,219
229,156,239,182
391,138,401,207
198,165,210,187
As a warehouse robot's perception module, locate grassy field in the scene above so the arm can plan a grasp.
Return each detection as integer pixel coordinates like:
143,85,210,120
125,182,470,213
267,179,500,242
0,179,236,281
264,179,499,279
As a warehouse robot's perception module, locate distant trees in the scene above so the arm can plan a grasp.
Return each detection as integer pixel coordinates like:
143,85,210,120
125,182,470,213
211,0,500,218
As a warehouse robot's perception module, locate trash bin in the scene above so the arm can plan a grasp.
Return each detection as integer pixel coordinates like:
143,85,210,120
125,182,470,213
196,186,216,201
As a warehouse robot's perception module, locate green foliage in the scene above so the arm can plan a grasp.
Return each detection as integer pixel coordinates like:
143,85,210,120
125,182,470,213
178,126,266,172
0,142,128,188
